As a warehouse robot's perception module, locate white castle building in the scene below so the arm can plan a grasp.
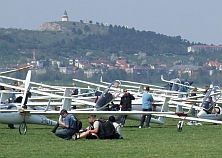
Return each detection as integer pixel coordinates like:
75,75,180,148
62,10,68,21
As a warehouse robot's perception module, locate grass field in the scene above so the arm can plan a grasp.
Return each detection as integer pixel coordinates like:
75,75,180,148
0,114,221,158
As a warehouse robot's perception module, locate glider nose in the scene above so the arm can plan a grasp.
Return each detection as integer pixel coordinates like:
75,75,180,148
197,110,207,118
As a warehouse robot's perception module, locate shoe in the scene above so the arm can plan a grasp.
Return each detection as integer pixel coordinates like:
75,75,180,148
119,123,123,128
139,126,142,128
145,126,151,129
8,124,15,129
79,129,84,132
72,135,77,140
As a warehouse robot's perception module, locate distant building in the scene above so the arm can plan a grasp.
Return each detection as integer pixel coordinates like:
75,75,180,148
62,10,68,21
115,60,129,69
69,59,73,65
59,67,73,74
84,69,101,78
75,58,89,69
34,68,47,74
91,60,110,68
204,61,221,70
169,65,199,77
187,45,222,52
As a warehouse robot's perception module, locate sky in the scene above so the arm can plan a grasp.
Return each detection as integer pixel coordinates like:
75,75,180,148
1,0,222,45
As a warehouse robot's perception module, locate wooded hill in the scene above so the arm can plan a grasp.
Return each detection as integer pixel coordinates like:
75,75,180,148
2,21,222,86
0,21,194,66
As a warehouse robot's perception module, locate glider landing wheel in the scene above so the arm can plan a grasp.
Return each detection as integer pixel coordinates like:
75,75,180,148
177,122,182,132
19,121,27,135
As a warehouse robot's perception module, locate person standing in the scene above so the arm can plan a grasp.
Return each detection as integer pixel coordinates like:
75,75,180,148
71,83,78,95
203,96,213,109
203,86,209,95
55,109,77,140
139,86,154,128
190,87,197,116
119,89,135,126
8,81,20,103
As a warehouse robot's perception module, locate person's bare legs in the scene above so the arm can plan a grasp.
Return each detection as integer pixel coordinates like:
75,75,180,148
77,131,90,139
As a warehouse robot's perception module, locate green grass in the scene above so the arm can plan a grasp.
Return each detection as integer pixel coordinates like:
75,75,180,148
0,114,221,158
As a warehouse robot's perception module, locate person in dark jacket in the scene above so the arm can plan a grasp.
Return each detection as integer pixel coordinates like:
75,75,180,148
119,89,135,126
71,83,79,95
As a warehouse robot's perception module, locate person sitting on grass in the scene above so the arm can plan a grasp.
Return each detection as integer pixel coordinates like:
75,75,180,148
108,115,123,139
76,115,100,139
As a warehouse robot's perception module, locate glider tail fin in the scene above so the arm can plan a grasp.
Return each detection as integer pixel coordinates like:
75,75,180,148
185,104,193,114
58,88,72,121
138,85,145,93
21,70,32,108
61,88,72,111
158,96,170,124
44,97,51,112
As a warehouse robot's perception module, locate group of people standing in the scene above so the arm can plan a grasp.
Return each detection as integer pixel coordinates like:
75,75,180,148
119,86,154,129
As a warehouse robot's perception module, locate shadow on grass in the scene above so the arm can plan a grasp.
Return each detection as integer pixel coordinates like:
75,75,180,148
123,124,177,128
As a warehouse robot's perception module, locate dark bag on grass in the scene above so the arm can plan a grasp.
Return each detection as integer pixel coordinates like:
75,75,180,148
74,116,82,133
98,119,116,139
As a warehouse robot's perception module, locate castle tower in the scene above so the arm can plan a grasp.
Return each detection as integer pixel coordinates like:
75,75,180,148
62,10,68,21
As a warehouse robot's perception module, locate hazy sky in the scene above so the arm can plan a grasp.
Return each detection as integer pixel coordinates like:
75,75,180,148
1,1,222,45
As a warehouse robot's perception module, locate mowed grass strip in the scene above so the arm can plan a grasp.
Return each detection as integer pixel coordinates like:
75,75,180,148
0,114,221,158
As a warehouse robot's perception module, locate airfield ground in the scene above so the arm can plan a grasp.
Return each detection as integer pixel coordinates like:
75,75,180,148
0,114,220,157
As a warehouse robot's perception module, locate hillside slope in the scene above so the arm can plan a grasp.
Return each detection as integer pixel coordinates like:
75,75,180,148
0,21,193,66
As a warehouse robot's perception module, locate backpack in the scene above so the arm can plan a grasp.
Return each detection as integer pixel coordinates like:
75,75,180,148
74,116,82,133
72,116,83,140
98,119,116,139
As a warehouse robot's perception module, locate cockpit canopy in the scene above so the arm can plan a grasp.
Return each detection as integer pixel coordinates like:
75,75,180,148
163,78,193,92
